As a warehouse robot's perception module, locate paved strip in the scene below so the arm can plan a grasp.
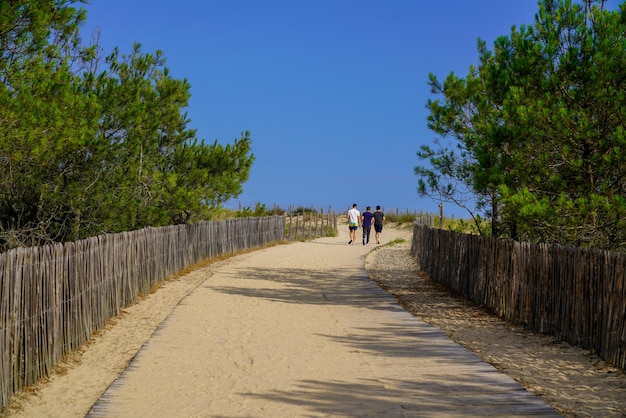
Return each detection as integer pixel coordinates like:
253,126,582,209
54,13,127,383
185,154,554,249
88,227,560,417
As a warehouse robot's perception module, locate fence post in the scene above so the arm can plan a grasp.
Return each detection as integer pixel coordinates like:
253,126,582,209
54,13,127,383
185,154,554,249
288,212,293,239
315,211,319,237
438,203,443,229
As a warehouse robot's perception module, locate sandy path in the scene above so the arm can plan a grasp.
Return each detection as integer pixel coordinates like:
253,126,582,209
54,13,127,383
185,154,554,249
5,225,557,417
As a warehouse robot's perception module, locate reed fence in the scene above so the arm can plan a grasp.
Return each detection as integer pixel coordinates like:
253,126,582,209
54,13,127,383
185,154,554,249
411,224,626,370
0,216,285,409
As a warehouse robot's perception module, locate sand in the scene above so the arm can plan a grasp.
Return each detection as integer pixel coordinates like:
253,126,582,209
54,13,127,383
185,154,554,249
2,223,625,417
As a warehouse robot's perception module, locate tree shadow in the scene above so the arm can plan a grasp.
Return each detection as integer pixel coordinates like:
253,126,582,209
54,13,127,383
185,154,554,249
238,375,559,417
202,265,406,313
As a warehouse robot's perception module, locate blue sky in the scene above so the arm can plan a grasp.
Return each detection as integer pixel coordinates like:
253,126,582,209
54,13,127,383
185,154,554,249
79,1,620,218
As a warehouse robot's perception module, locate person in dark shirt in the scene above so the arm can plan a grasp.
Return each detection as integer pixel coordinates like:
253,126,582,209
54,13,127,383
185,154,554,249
373,205,385,244
361,206,374,245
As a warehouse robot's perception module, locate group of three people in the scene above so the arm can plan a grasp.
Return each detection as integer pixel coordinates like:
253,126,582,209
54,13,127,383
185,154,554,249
347,203,385,245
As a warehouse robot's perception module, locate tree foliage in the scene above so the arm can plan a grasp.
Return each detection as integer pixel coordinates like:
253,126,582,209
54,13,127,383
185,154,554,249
0,1,254,250
417,0,626,250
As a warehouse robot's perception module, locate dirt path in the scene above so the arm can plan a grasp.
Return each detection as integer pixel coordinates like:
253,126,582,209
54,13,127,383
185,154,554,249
3,224,559,417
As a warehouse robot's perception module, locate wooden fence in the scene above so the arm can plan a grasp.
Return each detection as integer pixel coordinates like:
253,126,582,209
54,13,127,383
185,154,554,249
284,210,337,240
0,216,285,409
411,224,626,370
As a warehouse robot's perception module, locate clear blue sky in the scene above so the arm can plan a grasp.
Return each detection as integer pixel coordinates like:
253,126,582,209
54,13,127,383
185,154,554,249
79,1,620,218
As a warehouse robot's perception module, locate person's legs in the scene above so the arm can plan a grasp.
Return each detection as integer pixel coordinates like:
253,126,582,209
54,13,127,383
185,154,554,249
349,225,357,244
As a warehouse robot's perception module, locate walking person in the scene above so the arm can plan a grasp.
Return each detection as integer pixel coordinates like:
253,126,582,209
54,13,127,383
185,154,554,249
347,203,361,245
361,206,373,245
373,205,385,244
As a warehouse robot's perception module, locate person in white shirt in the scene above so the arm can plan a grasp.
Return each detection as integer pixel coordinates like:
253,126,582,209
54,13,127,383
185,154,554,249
347,203,361,245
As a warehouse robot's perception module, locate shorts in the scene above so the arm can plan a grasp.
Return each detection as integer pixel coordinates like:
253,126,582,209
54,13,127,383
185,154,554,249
349,223,359,231
374,224,383,233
